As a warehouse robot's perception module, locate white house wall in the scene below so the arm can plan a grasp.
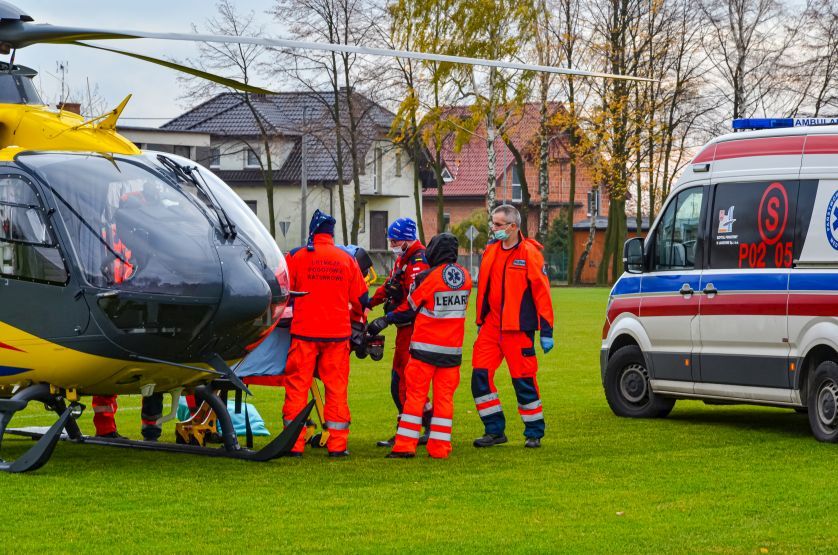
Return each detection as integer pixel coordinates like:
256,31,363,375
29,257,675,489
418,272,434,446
232,142,419,256
212,138,295,171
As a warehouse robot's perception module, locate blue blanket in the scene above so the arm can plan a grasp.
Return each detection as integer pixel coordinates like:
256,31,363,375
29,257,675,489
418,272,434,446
234,326,291,378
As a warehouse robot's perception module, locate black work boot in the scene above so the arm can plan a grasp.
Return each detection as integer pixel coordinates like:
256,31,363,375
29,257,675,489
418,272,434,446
96,431,126,440
473,433,508,447
524,438,542,448
376,435,395,448
328,450,350,458
386,451,415,459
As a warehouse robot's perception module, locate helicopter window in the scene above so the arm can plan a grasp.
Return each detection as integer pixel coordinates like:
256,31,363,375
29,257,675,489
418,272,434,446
0,179,50,245
0,75,43,105
18,153,223,296
0,176,68,285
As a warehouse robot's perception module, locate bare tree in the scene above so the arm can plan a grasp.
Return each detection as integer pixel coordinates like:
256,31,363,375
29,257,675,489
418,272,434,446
788,0,838,117
700,0,800,121
452,0,537,220
552,0,592,282
180,0,279,237
271,0,373,244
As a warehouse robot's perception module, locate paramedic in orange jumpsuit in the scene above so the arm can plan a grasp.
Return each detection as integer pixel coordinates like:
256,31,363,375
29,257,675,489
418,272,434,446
471,204,554,449
367,233,472,459
282,209,369,457
367,217,429,447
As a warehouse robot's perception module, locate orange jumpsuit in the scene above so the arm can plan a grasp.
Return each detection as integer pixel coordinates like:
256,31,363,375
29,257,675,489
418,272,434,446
392,261,472,458
282,233,368,454
472,235,553,439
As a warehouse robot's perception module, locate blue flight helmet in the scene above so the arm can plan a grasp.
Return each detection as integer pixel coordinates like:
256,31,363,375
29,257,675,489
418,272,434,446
387,217,417,241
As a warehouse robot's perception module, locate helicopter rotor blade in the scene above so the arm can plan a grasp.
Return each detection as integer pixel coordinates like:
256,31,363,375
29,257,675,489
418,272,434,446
0,22,654,82
70,41,276,95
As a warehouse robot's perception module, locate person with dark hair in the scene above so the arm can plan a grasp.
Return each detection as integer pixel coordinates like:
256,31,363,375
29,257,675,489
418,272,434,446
368,233,472,459
282,209,369,457
367,217,429,447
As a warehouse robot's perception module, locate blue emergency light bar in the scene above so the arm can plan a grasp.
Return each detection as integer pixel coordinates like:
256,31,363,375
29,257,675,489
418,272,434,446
733,117,838,130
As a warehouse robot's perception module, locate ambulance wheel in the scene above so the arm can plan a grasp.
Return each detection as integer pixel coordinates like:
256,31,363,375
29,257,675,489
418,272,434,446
807,361,838,442
604,345,674,418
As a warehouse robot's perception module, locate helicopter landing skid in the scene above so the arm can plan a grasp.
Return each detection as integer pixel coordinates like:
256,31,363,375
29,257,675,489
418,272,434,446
0,408,71,473
8,399,315,464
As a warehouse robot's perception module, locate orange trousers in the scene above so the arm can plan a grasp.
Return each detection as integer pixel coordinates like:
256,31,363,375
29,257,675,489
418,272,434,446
390,324,413,410
471,319,545,439
92,395,118,435
392,358,460,458
282,338,351,453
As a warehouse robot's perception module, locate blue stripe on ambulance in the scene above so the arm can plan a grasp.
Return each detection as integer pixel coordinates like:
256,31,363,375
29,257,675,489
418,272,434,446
612,271,838,297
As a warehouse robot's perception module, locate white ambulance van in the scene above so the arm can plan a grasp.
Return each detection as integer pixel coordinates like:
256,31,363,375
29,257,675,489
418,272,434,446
601,118,838,441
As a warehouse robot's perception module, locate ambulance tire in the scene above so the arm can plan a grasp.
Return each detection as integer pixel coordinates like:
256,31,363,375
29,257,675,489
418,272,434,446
807,360,838,442
605,345,675,419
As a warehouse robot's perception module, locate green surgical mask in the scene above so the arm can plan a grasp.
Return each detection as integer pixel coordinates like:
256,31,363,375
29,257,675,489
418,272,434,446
493,229,510,241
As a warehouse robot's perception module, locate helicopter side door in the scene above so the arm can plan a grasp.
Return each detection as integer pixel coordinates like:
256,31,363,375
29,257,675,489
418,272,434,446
0,171,90,348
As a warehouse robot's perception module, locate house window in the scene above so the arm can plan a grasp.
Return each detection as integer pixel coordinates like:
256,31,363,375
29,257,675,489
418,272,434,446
246,148,260,168
443,212,451,232
359,201,367,233
395,149,402,177
173,145,191,159
245,200,258,215
587,189,600,217
511,166,522,203
374,147,383,193
210,147,221,168
441,168,454,183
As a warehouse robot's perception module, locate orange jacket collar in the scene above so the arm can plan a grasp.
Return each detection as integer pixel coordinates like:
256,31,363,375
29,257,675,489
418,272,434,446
312,233,335,245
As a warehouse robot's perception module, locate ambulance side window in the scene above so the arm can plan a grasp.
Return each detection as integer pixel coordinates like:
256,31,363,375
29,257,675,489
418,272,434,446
708,181,797,269
652,187,703,271
0,176,69,284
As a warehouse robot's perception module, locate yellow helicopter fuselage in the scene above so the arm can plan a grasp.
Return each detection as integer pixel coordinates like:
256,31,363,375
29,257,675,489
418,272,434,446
0,100,276,396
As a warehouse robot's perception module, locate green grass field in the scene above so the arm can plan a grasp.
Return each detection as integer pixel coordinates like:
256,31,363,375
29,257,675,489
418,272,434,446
1,288,833,553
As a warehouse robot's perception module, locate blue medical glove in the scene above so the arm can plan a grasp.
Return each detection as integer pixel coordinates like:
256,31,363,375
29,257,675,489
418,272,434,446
540,336,554,354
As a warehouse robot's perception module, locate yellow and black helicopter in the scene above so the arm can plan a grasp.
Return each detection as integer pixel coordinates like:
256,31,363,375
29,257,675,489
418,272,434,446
0,1,648,472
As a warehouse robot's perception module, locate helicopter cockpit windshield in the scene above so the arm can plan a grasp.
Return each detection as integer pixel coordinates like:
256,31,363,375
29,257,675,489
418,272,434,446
17,153,223,298
142,152,283,274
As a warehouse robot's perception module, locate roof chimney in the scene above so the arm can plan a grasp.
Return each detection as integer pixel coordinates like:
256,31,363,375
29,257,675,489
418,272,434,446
58,102,81,115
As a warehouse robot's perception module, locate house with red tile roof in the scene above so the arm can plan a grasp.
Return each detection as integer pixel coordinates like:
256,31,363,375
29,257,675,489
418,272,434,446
422,102,611,282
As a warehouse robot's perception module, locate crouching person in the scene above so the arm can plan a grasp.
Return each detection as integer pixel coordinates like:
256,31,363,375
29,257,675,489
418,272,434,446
367,233,472,459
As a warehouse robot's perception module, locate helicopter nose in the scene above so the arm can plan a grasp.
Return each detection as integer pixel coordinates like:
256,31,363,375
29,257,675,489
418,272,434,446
213,246,273,351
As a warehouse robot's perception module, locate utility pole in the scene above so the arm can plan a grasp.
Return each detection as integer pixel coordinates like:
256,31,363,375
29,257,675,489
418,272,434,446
300,106,308,246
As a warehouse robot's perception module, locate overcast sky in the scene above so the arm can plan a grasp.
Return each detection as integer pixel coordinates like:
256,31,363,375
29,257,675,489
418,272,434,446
15,0,283,126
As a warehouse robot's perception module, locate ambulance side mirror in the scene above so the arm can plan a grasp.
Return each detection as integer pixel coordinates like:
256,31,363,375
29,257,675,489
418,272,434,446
623,237,645,274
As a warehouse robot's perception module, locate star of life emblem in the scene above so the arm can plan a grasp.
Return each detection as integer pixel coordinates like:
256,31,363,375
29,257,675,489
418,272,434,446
442,264,465,289
826,190,838,251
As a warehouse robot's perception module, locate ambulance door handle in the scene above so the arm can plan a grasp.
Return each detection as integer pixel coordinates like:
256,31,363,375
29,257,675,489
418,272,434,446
703,283,718,297
679,283,694,296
